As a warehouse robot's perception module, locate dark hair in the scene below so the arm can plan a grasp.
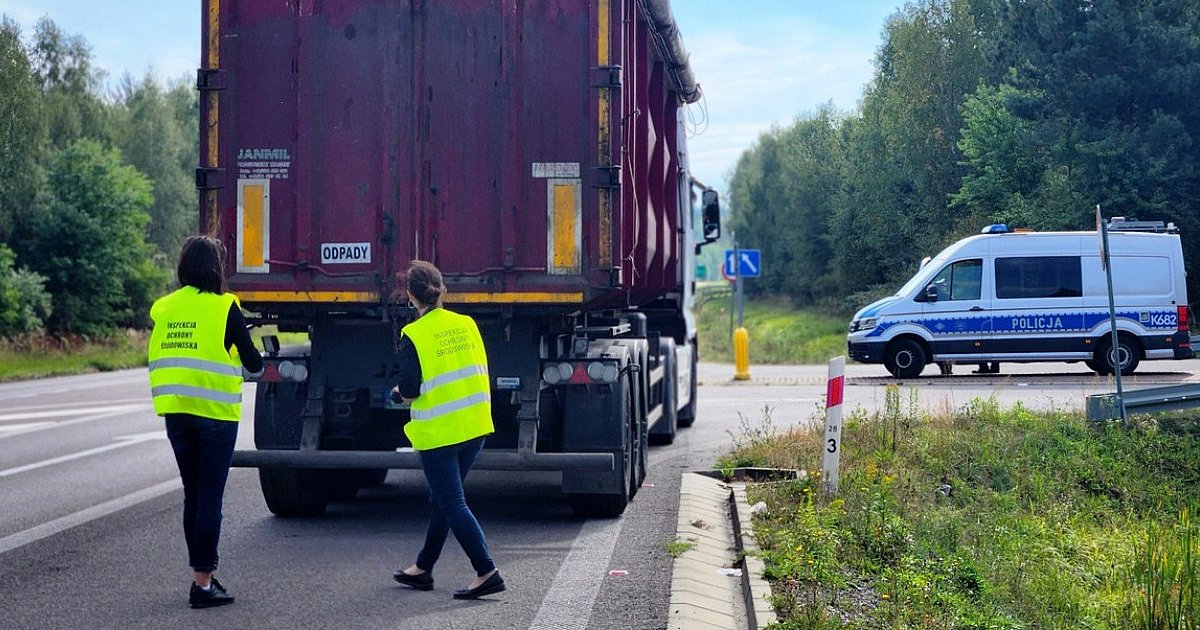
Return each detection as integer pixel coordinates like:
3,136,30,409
401,260,445,307
177,235,227,294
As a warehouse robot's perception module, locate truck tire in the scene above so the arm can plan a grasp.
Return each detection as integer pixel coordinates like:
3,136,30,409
325,468,388,501
677,343,698,428
259,468,329,517
254,381,329,517
649,338,678,445
884,338,927,379
1096,334,1141,376
567,380,633,518
325,470,363,502
357,469,389,487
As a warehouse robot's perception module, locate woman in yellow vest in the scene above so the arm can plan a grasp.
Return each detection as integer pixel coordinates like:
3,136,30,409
390,260,504,600
148,235,262,609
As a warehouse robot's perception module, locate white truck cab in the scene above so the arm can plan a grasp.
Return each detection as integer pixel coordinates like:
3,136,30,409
847,219,1193,378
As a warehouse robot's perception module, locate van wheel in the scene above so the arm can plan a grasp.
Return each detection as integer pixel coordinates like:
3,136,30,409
1085,359,1108,375
1097,335,1141,376
884,339,927,378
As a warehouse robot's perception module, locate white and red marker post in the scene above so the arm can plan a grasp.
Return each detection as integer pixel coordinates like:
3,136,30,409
821,356,845,495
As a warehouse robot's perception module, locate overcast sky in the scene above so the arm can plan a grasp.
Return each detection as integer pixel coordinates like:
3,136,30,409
0,0,902,195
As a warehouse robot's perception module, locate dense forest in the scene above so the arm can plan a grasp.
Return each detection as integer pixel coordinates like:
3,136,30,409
0,17,196,338
727,0,1200,313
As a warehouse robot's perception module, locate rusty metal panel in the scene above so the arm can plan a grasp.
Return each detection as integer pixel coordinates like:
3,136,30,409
208,0,691,311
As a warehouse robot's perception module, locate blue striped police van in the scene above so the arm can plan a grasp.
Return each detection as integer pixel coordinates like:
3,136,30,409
847,219,1194,378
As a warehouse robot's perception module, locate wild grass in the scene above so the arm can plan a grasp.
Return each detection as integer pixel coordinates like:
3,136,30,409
665,538,697,558
723,388,1200,629
0,326,307,382
695,286,848,365
0,331,149,381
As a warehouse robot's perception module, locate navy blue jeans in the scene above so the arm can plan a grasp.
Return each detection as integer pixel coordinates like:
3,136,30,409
415,436,495,576
165,414,239,573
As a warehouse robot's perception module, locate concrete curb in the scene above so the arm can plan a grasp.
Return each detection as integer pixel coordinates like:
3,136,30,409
668,472,777,630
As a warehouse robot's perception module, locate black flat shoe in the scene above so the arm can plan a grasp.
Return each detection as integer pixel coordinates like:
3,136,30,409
453,570,505,600
393,570,434,591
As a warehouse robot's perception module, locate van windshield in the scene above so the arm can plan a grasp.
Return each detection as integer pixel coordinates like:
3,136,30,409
895,251,950,297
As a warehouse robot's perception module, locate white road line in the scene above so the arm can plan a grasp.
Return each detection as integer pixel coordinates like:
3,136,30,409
0,479,181,555
1,398,148,414
0,369,148,403
528,517,624,630
0,422,53,434
0,406,153,440
0,431,166,477
0,403,146,422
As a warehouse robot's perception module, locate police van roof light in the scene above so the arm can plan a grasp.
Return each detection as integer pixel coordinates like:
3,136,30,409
981,223,1009,234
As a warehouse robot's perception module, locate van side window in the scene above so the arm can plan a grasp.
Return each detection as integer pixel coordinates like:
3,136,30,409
996,256,1082,299
929,259,982,301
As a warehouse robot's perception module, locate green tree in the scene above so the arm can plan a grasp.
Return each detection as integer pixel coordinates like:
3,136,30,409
0,244,51,336
114,73,196,257
958,0,1200,295
953,82,1048,228
29,17,110,150
728,108,844,306
17,140,166,334
0,18,44,243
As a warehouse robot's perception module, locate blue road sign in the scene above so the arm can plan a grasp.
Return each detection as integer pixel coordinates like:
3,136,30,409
724,249,762,278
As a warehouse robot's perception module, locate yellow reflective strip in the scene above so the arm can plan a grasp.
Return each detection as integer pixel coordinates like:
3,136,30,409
203,0,220,234
238,291,379,303
237,291,585,304
552,182,578,270
420,364,488,396
597,0,612,267
242,184,265,267
410,392,490,421
148,357,243,377
153,384,242,405
207,0,219,69
446,292,584,304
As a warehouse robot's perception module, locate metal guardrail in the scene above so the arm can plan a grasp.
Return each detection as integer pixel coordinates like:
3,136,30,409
1086,383,1200,421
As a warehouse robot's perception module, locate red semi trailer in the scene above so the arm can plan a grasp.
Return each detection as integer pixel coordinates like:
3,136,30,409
200,0,721,517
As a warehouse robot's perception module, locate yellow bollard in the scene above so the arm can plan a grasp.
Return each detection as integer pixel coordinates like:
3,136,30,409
733,326,750,380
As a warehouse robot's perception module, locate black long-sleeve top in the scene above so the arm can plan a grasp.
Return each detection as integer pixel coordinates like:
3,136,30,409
394,334,421,400
224,304,264,374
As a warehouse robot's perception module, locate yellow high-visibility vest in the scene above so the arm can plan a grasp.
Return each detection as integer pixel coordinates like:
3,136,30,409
148,287,244,421
402,308,493,450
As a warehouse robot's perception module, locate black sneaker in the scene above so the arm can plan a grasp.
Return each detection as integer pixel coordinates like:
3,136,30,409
189,578,235,609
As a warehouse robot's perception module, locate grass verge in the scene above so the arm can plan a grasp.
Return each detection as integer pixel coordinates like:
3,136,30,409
0,327,307,383
0,332,149,382
695,285,847,364
719,389,1200,629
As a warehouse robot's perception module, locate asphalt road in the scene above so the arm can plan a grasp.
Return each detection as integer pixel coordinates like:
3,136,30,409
2,359,1196,629
0,366,751,630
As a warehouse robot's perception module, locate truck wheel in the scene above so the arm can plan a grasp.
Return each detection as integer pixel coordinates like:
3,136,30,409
254,381,330,516
325,470,362,502
258,468,329,517
884,339,927,379
357,469,389,487
568,380,633,518
632,381,648,498
677,343,698,428
1086,359,1108,375
1097,334,1141,376
649,338,678,445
